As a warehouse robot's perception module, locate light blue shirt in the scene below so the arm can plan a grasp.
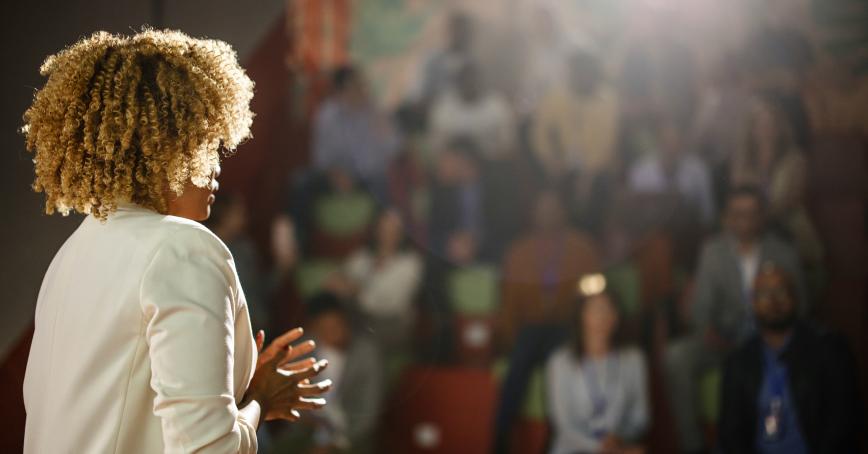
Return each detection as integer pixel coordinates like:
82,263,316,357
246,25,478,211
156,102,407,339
546,347,649,454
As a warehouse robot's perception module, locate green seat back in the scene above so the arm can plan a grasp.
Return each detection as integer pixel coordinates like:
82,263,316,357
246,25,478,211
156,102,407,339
314,191,375,236
604,262,641,318
295,260,339,299
700,367,721,423
449,265,498,316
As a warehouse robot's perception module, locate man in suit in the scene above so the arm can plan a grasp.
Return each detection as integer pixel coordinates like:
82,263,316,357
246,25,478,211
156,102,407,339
720,263,861,453
665,185,806,453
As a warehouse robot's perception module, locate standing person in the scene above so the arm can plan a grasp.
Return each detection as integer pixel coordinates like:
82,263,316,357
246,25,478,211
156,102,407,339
410,11,475,106
493,188,600,453
22,30,330,453
720,264,861,453
547,275,649,454
665,186,806,453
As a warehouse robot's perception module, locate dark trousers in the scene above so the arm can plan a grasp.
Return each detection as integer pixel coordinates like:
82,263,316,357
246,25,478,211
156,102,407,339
492,323,568,454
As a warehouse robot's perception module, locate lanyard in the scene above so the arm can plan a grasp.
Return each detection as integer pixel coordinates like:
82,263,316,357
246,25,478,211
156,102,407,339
582,355,619,420
763,347,788,399
538,236,565,302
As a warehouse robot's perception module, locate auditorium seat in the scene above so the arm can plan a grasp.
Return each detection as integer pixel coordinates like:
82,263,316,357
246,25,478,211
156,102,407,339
379,367,497,453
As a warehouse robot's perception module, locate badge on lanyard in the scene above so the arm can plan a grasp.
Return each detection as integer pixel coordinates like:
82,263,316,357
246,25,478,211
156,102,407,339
584,357,616,440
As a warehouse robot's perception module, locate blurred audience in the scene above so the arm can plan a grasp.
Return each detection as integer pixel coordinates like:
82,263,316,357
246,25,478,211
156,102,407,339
304,292,384,454
546,276,649,454
719,263,861,454
493,188,600,453
257,3,868,452
665,186,806,453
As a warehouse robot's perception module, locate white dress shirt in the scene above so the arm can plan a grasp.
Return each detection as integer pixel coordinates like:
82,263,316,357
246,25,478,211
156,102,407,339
24,203,258,453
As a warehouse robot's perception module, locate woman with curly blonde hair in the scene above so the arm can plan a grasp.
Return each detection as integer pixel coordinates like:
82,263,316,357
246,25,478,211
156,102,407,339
22,29,330,453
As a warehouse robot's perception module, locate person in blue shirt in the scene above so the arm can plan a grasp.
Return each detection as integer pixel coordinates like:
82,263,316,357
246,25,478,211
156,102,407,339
719,262,862,453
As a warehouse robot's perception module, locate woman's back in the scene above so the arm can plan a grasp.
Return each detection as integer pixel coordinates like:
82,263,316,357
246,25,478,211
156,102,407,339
24,203,256,453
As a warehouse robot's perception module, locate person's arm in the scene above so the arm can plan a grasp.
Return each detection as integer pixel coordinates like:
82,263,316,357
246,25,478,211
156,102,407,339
691,243,717,337
141,227,260,453
619,350,650,442
818,333,862,452
546,351,602,451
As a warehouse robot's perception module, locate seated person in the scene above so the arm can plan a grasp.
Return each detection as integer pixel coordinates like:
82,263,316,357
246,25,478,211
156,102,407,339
304,292,384,454
531,49,618,187
326,209,423,355
492,188,600,453
428,137,487,264
428,62,516,160
720,263,861,453
547,274,649,454
665,186,806,453
312,64,398,197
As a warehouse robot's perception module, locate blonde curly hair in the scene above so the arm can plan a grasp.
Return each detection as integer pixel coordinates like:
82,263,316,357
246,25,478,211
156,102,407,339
22,28,254,220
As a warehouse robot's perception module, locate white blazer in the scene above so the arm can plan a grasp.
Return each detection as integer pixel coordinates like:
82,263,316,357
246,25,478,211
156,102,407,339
24,203,258,453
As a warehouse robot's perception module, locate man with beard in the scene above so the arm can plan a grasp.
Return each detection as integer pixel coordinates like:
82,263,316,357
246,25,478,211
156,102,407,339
719,263,862,453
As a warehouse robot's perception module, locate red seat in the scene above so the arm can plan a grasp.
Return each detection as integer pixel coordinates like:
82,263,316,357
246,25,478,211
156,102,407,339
509,419,549,454
454,315,496,368
380,367,497,453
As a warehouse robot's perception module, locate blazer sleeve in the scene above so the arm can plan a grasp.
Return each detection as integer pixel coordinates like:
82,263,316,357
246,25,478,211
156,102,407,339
718,353,755,454
140,227,257,454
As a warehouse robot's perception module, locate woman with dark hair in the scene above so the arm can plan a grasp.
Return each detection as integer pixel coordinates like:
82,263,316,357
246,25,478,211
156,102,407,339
546,274,649,454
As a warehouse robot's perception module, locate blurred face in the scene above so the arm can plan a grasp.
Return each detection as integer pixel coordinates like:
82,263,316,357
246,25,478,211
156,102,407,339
533,191,565,232
311,311,351,351
448,14,472,51
166,164,220,221
456,67,481,101
581,294,619,344
724,194,764,242
377,210,405,251
752,268,797,332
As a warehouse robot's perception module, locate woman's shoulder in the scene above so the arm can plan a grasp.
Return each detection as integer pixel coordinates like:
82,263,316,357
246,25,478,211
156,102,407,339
154,215,233,261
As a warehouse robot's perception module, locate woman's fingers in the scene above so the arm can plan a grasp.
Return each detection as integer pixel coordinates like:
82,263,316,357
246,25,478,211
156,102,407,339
255,330,265,353
297,379,332,397
279,357,317,372
264,327,304,355
293,397,327,411
283,359,328,383
280,340,316,366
